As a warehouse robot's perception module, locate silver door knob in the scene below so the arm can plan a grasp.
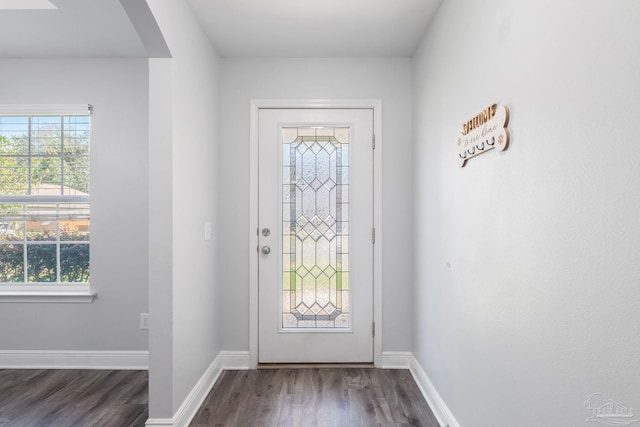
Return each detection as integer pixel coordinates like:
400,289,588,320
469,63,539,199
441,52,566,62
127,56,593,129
261,245,271,255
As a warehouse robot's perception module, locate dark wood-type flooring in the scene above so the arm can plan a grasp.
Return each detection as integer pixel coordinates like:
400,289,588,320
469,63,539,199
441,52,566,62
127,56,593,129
0,368,438,427
190,368,440,427
0,369,148,427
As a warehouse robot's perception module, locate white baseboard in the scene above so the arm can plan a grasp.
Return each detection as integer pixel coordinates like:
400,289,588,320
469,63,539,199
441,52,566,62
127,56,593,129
0,350,149,370
409,355,460,427
219,350,251,370
147,350,458,427
380,351,413,369
144,419,173,427
146,351,250,427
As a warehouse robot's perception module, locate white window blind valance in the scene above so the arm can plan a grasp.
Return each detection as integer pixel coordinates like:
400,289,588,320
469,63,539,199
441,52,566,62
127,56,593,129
0,104,91,116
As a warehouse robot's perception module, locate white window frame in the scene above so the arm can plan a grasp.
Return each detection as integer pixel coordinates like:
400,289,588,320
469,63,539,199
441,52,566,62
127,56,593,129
0,104,95,303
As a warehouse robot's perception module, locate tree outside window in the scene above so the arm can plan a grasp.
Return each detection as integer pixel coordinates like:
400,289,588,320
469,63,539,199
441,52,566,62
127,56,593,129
0,114,90,284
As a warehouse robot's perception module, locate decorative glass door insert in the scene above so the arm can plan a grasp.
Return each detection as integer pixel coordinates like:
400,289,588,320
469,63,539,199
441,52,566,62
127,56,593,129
258,107,373,363
281,127,349,329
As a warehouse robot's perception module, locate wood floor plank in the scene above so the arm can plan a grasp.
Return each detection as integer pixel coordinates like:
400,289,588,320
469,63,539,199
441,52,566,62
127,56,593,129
0,367,438,427
0,369,148,427
189,368,440,427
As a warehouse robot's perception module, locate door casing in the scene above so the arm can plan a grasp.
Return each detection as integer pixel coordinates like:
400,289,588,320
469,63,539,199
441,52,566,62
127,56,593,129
249,99,383,368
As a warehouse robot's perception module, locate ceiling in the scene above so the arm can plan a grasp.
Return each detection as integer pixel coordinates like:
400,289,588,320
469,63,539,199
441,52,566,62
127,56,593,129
187,0,442,57
0,0,441,58
0,0,147,58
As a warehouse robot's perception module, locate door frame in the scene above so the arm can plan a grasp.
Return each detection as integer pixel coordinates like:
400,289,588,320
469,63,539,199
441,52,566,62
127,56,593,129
249,99,383,368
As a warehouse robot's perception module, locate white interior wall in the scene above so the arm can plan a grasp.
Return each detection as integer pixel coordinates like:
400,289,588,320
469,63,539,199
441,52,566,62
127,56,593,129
219,58,414,353
147,57,174,418
412,1,640,426
0,59,149,351
146,0,222,418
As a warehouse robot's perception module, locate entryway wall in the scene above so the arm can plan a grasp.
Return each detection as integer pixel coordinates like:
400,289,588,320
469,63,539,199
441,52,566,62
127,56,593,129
411,1,640,426
0,59,149,353
218,58,414,354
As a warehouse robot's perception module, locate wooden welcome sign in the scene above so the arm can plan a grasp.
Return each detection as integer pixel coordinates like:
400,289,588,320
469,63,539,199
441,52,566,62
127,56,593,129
458,104,510,167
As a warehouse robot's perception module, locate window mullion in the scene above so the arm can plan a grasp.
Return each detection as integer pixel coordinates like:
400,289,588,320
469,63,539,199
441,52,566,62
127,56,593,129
60,116,64,195
28,117,32,195
58,116,63,282
22,204,27,283
56,203,61,283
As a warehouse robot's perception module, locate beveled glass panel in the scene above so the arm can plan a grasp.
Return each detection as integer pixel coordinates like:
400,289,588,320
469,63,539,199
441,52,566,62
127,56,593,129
281,127,350,329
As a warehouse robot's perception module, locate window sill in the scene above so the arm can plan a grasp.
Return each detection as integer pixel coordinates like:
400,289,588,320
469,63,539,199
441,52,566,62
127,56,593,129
0,287,96,303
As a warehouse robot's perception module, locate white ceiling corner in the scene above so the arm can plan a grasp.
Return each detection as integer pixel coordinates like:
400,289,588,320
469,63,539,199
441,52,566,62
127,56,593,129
0,0,441,59
186,0,442,57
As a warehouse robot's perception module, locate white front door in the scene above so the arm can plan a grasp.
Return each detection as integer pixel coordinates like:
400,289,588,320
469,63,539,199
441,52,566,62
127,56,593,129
258,108,374,363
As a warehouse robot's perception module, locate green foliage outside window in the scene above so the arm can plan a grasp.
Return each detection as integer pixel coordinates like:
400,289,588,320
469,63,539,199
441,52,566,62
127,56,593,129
0,116,90,284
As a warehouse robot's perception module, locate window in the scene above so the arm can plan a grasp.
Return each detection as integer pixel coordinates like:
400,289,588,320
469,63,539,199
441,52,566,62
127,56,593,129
0,105,93,301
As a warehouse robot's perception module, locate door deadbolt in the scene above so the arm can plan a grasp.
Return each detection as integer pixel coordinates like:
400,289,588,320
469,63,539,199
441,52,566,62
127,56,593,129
262,228,271,237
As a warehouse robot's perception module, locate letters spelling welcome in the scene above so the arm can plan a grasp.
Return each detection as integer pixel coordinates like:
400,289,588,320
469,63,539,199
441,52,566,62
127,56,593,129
462,104,496,136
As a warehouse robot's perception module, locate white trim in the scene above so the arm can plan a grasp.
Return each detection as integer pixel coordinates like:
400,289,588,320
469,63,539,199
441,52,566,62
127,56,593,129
380,351,412,369
169,355,223,427
0,291,96,303
0,350,148,370
249,99,383,368
0,104,91,116
251,99,382,110
219,351,251,370
409,355,460,427
145,419,174,427
145,351,250,427
145,354,222,427
372,100,383,368
146,350,459,427
249,101,259,369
